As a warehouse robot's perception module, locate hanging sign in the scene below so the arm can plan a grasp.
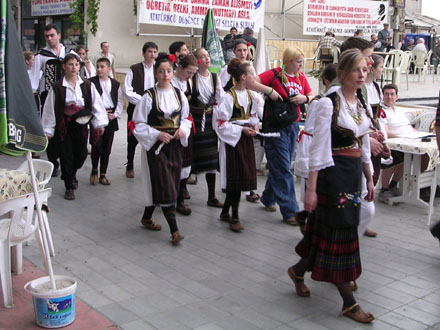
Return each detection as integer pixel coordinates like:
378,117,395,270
31,0,75,16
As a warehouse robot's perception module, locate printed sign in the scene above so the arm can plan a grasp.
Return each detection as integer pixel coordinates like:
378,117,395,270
303,0,389,36
138,0,265,31
31,0,75,16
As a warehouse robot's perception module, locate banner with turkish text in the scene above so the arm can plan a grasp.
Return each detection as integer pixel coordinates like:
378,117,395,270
303,0,389,37
138,0,265,32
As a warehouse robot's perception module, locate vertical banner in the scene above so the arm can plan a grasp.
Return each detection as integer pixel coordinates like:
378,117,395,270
138,0,265,32
303,0,389,37
202,8,225,74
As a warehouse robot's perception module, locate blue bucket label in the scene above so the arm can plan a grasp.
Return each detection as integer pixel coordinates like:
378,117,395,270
34,294,75,327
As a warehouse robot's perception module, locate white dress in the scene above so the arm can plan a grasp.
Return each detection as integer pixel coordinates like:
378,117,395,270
133,86,192,206
214,89,262,189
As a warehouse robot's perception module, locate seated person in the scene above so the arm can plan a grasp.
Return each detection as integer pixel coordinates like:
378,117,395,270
378,84,428,203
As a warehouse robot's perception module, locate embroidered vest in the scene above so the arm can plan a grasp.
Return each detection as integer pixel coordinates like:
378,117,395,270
327,92,365,150
53,79,92,126
146,87,182,130
227,88,253,122
190,72,217,114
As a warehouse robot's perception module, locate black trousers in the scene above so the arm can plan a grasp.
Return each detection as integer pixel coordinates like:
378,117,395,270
91,129,115,174
127,104,138,166
59,118,89,189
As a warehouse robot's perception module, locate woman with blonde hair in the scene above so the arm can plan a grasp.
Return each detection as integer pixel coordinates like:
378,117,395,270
256,46,314,225
288,49,375,323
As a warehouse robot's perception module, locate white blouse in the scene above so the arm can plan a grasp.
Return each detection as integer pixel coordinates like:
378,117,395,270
123,62,155,105
195,72,224,105
42,76,108,137
309,87,372,172
171,76,191,94
214,89,262,148
98,78,124,119
365,82,382,107
294,97,320,178
132,86,192,151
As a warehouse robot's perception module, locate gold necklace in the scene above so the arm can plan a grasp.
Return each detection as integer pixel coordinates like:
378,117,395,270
344,98,363,125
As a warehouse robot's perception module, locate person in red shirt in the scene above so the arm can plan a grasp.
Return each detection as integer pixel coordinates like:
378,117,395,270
256,46,314,225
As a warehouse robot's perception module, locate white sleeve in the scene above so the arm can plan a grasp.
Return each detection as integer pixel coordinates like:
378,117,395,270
178,90,191,147
114,87,124,119
29,55,43,92
87,62,96,78
215,75,225,101
308,97,334,171
41,88,56,137
132,94,160,151
90,84,109,128
219,66,230,88
213,94,243,147
361,132,371,164
251,91,264,120
123,69,142,105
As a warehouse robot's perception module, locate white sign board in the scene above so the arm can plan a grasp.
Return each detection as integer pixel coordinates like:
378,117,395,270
303,0,388,36
138,0,265,32
31,0,75,17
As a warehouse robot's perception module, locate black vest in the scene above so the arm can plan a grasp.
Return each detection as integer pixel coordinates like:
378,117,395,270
53,79,92,126
189,72,217,115
146,87,182,130
227,88,252,121
37,48,64,92
327,92,362,150
89,76,120,131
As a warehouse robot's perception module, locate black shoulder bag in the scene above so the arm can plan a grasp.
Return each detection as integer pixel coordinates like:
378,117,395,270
262,70,299,133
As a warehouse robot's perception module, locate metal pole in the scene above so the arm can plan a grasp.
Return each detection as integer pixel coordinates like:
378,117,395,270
281,0,286,40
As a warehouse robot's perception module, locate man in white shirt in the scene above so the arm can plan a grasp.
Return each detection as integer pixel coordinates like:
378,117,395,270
412,38,428,53
122,41,158,178
29,24,66,176
93,42,116,78
378,84,417,203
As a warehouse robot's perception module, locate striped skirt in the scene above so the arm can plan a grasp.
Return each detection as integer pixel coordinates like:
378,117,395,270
225,134,257,191
192,112,219,173
146,140,182,205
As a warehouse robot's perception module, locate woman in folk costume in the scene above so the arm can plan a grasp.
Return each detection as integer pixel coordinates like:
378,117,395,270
214,59,263,232
171,54,198,216
132,53,192,245
288,49,375,323
190,48,225,208
294,64,338,232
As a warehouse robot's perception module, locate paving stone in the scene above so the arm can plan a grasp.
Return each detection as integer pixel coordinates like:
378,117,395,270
394,305,440,326
97,303,138,325
120,319,156,330
379,311,429,330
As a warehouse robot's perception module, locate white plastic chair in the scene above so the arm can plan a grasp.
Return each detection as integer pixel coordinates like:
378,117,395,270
383,50,403,85
267,44,281,69
412,51,428,82
304,47,319,71
395,51,412,90
0,188,51,307
410,109,436,132
16,160,55,257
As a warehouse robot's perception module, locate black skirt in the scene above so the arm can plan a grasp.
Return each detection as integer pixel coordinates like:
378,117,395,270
146,140,182,205
191,111,219,173
225,134,257,191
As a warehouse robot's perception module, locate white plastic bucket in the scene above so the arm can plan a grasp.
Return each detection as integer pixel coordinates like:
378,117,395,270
24,276,77,328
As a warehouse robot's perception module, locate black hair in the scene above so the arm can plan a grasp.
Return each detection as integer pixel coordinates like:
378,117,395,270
142,41,158,54
340,37,374,54
178,54,198,68
354,29,363,36
63,53,80,64
96,57,111,67
169,41,186,55
233,38,248,50
230,27,237,32
44,24,60,34
154,52,174,72
227,58,251,82
75,45,86,53
243,27,253,35
320,63,337,82
100,41,108,48
382,83,398,95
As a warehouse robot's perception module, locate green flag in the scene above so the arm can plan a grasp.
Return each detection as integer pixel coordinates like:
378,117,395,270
201,8,225,74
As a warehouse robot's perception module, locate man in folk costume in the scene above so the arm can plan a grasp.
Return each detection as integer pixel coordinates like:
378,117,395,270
42,54,109,200
123,42,158,178
89,57,124,186
29,24,66,177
